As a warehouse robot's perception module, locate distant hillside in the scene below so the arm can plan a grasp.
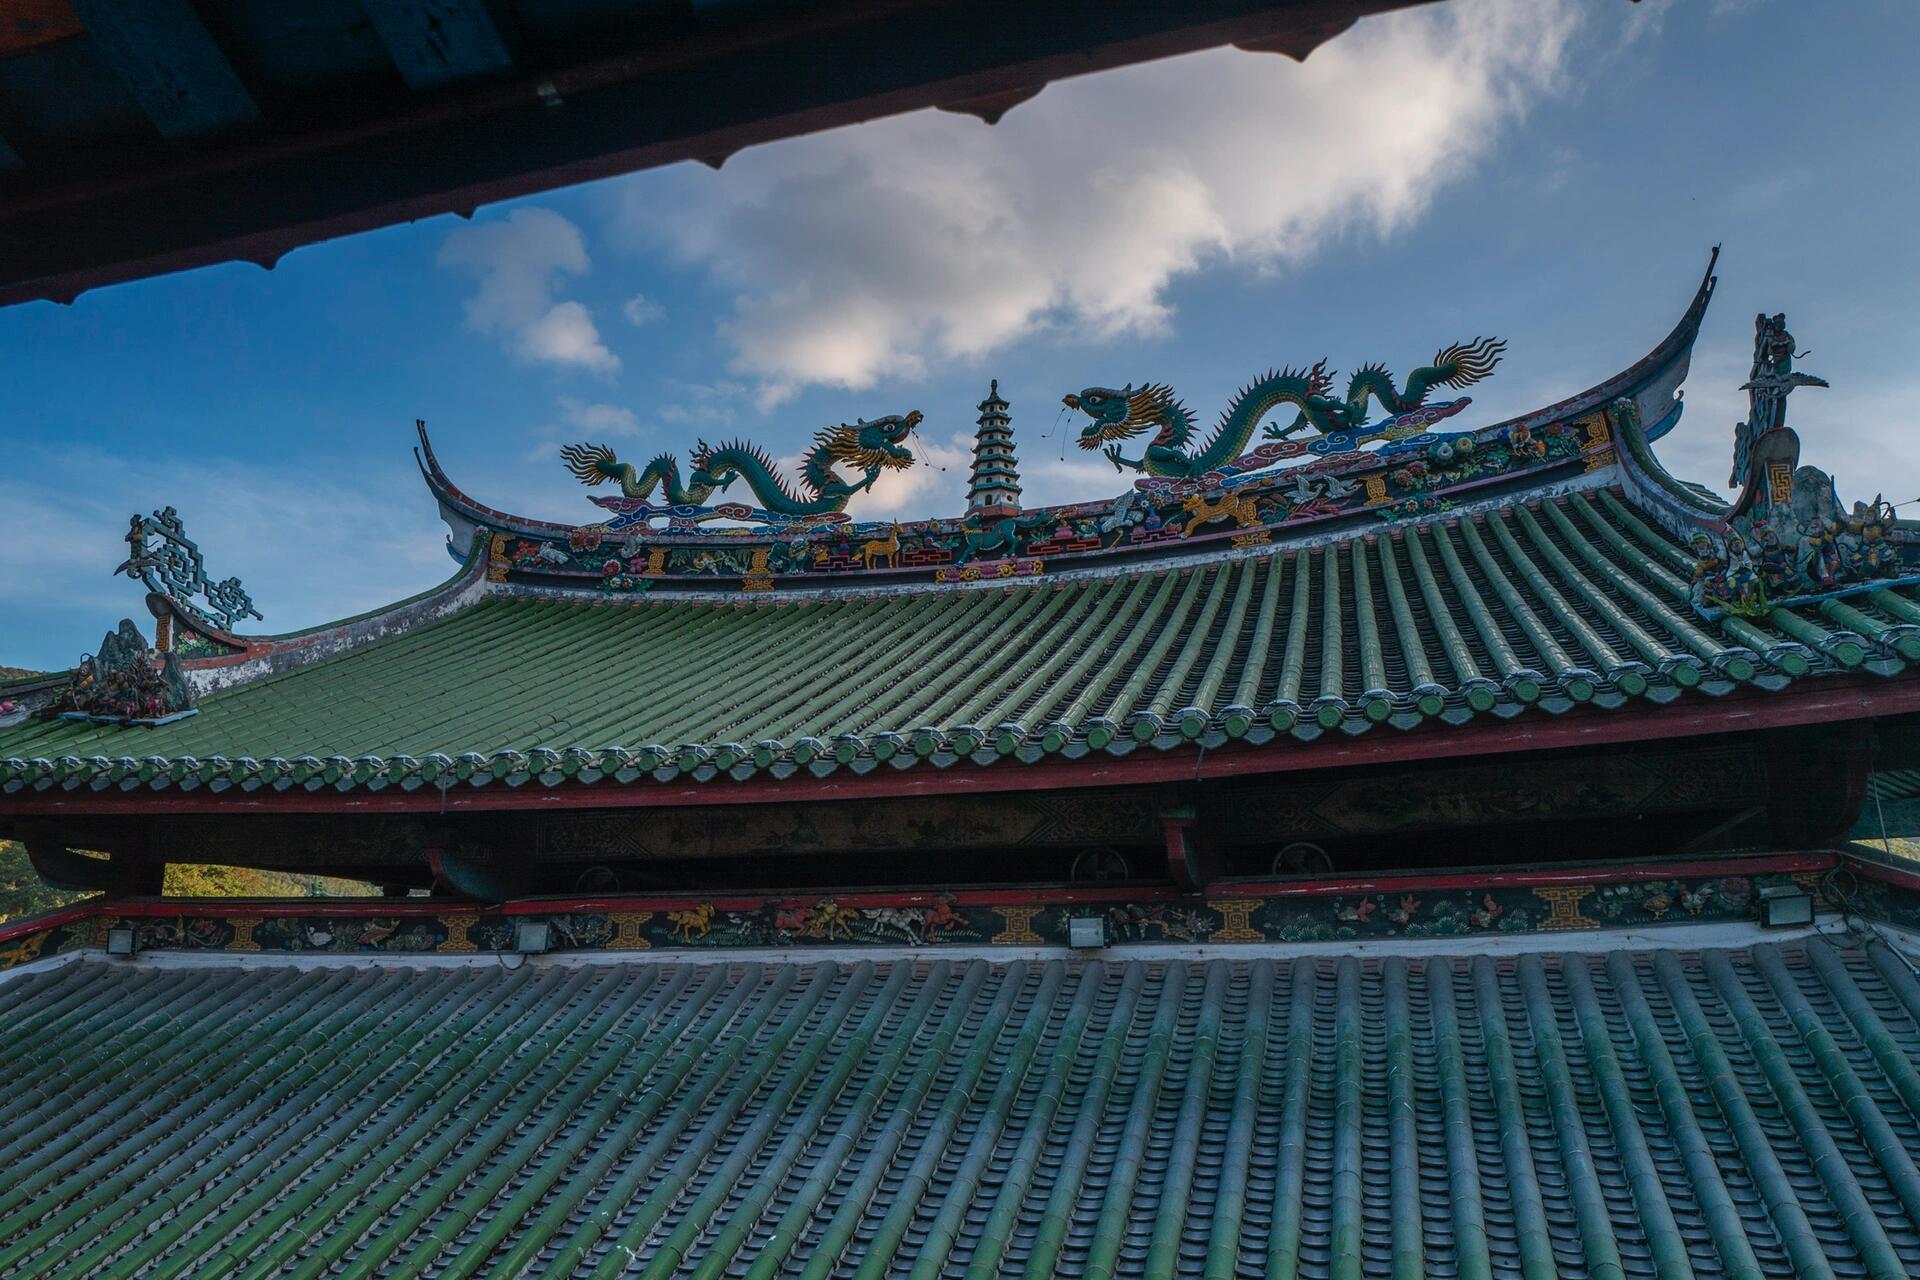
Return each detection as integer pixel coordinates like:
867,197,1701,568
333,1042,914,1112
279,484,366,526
0,667,45,680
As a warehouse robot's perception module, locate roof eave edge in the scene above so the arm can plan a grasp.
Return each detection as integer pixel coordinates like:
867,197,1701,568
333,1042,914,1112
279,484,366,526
171,540,492,698
417,419,576,548
1597,250,1739,539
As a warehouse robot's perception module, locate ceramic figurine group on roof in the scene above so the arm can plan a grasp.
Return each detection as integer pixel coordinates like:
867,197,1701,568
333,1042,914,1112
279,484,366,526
554,336,1507,536
384,254,1913,608
1688,312,1914,619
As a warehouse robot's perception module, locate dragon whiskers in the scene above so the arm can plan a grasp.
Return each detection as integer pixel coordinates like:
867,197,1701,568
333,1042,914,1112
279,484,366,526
559,442,619,485
1431,336,1507,388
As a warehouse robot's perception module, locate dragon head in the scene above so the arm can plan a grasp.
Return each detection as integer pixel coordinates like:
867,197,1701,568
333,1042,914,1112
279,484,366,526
1064,384,1180,448
560,442,621,486
818,409,922,472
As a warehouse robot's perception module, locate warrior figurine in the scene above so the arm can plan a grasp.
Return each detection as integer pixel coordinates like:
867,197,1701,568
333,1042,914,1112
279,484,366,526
1841,497,1896,579
1689,532,1728,613
1800,516,1843,589
1722,533,1766,615
1730,312,1827,488
1754,524,1796,596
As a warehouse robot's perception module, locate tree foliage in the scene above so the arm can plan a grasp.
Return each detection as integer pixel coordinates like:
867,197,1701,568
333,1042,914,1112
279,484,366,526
162,864,375,898
0,841,93,923
0,840,376,924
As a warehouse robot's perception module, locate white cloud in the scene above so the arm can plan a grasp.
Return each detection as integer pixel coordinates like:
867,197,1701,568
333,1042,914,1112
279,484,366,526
557,397,640,436
658,378,748,427
622,293,665,326
611,0,1578,400
843,431,970,519
438,208,619,374
522,396,647,463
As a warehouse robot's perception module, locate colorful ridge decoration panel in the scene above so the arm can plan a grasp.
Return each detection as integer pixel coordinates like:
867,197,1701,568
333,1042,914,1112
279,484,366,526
4,488,1919,795
1,939,1919,1278
418,260,1716,592
0,857,1848,971
505,403,1590,589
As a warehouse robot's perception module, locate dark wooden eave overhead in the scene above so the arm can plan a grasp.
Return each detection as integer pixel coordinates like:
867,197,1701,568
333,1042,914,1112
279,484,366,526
0,0,1427,308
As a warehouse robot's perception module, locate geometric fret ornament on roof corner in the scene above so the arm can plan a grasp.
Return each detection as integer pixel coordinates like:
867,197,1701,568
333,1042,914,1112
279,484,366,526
114,505,262,630
1065,336,1505,480
559,408,924,531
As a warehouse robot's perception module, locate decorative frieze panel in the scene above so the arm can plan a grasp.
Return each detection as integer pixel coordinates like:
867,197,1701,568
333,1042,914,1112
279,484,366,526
0,856,1870,972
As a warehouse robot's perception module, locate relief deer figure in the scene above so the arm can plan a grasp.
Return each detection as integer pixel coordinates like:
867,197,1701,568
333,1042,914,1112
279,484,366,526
860,525,902,569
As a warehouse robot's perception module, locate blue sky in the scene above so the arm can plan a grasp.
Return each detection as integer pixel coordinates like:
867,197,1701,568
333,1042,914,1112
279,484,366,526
3,0,1917,672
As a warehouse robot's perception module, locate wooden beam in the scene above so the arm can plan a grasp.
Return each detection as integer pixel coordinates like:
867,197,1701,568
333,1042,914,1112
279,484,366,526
936,84,1044,125
70,0,259,138
360,0,514,90
1235,17,1358,60
23,840,160,894
0,0,1422,306
1160,808,1217,892
0,0,82,57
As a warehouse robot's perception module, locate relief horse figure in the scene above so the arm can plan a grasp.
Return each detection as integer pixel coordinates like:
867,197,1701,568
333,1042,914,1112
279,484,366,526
1179,490,1260,535
665,903,714,942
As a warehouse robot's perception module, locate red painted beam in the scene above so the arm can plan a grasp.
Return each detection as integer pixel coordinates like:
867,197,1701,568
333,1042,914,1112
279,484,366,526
1844,850,1920,893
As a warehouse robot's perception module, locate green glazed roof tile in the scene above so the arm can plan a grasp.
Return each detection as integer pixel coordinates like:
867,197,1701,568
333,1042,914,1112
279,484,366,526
0,939,1917,1277
4,487,1916,794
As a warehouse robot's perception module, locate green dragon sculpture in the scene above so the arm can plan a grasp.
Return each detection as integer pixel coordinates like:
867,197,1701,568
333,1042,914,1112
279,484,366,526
561,410,922,516
1065,338,1505,479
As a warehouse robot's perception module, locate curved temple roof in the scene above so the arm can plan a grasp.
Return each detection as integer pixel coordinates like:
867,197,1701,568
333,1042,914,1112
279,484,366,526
4,485,1917,798
4,257,1918,802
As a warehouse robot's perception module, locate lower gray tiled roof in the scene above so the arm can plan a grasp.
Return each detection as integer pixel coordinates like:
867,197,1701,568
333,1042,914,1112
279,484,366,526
1,938,1919,1278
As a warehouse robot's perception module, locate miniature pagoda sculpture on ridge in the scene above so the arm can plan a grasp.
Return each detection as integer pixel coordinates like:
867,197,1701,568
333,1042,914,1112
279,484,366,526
966,380,1021,515
561,409,923,526
1064,337,1504,480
